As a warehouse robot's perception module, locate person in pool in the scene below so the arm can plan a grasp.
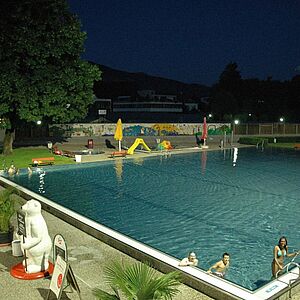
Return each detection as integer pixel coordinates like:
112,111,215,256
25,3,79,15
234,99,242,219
207,252,230,278
272,236,299,277
179,251,198,266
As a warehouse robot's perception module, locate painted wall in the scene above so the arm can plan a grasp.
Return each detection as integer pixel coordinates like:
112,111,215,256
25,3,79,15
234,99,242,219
49,123,231,137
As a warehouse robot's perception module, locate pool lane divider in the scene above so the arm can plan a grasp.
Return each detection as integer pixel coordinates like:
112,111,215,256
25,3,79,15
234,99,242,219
0,176,299,300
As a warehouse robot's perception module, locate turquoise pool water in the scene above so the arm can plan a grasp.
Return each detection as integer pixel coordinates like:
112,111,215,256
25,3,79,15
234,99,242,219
10,147,300,290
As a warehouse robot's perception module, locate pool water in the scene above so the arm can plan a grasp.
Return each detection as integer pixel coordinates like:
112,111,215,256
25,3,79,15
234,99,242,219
11,147,300,290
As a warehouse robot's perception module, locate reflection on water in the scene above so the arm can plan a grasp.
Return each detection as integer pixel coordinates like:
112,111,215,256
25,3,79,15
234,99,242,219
114,159,123,182
232,147,238,167
38,169,46,194
201,150,207,175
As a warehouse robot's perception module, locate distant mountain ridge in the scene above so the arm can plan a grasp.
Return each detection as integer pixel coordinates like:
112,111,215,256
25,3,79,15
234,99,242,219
92,62,210,99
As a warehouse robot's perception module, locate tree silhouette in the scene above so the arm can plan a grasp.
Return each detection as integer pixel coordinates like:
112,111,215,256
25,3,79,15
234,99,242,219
0,0,101,154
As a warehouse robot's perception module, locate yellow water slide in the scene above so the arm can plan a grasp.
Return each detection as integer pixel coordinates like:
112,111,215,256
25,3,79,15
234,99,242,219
127,138,151,155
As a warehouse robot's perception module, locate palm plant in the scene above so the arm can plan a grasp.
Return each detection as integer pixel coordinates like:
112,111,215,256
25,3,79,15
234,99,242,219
93,261,181,300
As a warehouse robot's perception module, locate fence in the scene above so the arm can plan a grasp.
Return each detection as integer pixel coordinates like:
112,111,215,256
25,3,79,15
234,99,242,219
234,123,300,135
6,122,300,140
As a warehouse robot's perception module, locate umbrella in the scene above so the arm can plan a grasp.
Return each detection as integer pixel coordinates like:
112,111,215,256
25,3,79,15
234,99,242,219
201,117,208,147
114,118,123,151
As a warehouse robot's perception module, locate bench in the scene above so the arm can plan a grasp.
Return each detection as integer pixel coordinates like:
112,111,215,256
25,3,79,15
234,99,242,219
32,157,55,166
62,150,76,158
109,151,127,158
295,144,300,149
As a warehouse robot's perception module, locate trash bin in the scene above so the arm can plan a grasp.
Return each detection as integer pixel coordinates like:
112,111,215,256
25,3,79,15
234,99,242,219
12,240,23,257
75,155,82,163
87,139,94,149
47,141,53,151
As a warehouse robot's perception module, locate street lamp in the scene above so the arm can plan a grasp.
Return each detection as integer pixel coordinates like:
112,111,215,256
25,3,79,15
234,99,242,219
37,120,42,125
279,117,284,122
231,119,240,145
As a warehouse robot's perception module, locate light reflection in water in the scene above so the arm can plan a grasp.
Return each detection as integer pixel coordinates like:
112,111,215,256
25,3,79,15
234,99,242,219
38,168,46,194
232,147,238,167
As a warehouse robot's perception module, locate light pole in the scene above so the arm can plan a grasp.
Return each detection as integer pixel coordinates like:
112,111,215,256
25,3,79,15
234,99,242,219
231,119,239,145
279,116,285,135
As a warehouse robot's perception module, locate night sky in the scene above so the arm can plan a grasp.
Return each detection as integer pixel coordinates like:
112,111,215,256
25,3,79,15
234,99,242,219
69,0,300,86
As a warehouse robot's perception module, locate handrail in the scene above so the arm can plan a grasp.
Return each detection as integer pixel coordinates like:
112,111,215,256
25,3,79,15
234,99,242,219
285,262,300,298
291,250,300,263
256,139,265,150
275,261,300,278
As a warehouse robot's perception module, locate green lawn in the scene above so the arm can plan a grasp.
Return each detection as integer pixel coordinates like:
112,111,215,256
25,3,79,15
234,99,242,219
0,147,75,170
269,143,297,149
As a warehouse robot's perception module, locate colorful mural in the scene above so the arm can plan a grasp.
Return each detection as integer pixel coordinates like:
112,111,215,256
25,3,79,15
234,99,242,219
49,122,231,137
152,124,179,136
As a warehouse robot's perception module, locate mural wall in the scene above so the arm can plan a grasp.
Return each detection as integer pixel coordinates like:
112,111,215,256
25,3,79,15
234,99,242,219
49,123,231,138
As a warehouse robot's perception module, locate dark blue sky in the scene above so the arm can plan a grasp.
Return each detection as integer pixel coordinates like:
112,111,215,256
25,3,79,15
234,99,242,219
69,0,300,86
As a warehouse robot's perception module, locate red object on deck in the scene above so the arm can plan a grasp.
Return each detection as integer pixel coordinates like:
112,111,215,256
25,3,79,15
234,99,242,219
201,117,208,140
87,139,94,149
10,262,54,280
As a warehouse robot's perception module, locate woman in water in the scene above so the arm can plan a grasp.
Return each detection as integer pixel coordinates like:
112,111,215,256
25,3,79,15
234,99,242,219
272,236,299,277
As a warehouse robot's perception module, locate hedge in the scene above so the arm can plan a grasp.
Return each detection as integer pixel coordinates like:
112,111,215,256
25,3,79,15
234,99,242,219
239,136,300,145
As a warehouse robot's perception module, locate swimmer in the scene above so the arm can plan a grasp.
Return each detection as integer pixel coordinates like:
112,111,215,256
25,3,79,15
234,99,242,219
179,251,198,267
272,236,299,277
28,166,33,175
7,164,16,176
207,253,230,278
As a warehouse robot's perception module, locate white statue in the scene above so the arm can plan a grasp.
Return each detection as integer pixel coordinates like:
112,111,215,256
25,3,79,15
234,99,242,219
18,199,52,273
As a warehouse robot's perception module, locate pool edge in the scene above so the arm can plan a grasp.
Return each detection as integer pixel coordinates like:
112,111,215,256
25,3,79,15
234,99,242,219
1,176,299,300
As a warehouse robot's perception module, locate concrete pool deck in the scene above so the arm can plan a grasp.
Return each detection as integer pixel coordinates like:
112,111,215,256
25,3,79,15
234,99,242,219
0,205,214,300
1,138,300,299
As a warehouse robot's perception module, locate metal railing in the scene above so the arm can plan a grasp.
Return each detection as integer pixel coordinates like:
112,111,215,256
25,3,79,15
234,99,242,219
275,259,300,299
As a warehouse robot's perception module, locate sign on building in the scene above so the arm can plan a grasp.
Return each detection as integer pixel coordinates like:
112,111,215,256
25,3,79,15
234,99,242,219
98,109,107,115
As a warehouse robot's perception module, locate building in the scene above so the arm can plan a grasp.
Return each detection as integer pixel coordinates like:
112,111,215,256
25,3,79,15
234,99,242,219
113,90,183,113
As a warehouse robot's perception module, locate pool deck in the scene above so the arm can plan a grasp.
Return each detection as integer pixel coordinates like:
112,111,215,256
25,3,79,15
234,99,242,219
0,205,214,300
1,137,300,300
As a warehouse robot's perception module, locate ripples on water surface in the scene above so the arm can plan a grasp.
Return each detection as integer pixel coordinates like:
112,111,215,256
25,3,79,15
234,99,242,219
11,147,300,290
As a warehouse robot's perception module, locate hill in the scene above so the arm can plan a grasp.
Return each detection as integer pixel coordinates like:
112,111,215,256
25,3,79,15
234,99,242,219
92,63,210,99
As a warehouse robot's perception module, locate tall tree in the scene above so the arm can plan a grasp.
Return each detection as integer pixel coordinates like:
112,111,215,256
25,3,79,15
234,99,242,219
210,62,242,120
218,62,242,92
0,0,101,154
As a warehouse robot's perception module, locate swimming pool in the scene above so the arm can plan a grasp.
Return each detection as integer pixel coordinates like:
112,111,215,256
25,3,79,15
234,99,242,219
10,147,300,290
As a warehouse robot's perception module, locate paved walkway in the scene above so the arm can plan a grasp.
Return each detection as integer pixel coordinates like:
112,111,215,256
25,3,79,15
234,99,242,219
0,207,213,300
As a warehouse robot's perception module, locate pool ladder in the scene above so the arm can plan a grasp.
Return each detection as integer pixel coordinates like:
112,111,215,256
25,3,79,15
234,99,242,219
256,139,265,150
276,254,300,299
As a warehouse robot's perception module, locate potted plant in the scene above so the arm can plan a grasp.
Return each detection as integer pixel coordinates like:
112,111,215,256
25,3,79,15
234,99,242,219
0,188,19,245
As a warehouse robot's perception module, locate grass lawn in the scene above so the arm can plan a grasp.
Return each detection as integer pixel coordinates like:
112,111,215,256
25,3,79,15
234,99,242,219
0,147,75,169
269,143,297,149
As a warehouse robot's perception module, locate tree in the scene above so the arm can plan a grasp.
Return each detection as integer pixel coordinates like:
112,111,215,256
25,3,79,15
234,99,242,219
218,62,242,92
210,63,242,121
93,261,181,300
0,0,101,155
